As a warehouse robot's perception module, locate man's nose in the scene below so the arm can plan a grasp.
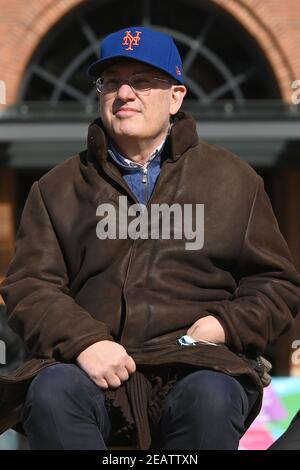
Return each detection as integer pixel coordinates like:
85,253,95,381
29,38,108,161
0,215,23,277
116,82,136,100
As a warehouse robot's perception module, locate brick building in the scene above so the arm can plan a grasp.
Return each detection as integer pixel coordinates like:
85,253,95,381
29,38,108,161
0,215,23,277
0,0,300,375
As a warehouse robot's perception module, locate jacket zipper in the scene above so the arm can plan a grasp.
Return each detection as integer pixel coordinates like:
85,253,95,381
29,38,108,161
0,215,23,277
104,148,181,345
119,159,175,345
141,167,148,204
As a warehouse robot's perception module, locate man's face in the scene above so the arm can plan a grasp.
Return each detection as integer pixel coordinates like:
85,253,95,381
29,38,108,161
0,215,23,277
98,61,186,143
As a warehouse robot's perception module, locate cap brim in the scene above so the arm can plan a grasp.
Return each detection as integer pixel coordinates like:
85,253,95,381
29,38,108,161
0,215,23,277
87,56,182,83
87,56,134,78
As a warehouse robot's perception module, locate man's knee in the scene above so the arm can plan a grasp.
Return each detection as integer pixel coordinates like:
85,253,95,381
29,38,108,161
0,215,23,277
23,363,105,418
167,370,247,418
22,363,110,449
161,370,249,449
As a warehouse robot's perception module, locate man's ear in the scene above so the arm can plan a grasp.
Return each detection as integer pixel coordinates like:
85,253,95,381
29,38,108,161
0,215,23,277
170,85,187,115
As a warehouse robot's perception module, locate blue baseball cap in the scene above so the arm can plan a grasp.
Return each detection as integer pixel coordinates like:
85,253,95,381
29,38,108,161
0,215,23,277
87,26,184,84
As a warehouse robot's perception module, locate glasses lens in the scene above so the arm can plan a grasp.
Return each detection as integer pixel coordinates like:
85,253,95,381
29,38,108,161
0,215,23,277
104,78,120,93
95,78,104,92
95,74,168,94
130,75,153,92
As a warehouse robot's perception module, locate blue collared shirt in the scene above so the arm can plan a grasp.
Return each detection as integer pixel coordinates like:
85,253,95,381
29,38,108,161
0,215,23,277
107,140,166,205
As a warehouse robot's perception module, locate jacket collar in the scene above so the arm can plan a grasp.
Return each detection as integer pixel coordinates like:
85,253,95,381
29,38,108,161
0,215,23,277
87,111,199,167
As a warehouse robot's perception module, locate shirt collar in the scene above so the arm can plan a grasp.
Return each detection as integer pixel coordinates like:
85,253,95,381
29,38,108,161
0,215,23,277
108,123,173,169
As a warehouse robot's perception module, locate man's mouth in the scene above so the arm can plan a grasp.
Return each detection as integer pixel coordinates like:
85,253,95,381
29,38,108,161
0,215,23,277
115,107,140,115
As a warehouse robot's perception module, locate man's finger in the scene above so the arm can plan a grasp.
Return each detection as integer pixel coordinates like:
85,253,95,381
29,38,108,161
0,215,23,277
96,377,109,389
125,356,136,374
106,373,122,389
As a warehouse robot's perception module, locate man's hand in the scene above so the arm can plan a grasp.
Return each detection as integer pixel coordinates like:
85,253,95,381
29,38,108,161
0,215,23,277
76,340,136,389
187,315,226,344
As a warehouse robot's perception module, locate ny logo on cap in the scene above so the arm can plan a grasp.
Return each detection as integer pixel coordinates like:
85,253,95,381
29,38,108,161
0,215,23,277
122,30,142,51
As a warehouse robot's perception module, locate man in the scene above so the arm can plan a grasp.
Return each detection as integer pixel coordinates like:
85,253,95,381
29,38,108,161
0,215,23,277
0,26,300,450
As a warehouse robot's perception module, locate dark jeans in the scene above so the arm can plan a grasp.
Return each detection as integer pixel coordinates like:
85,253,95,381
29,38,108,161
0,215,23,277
22,363,259,450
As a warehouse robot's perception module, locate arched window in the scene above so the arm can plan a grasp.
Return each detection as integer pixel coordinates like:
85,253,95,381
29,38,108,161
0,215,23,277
19,0,281,104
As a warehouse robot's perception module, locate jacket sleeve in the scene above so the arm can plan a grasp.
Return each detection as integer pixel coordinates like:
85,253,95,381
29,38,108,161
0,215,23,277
204,175,300,355
0,181,114,362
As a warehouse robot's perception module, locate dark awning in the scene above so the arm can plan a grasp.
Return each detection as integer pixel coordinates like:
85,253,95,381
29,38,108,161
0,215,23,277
0,101,299,168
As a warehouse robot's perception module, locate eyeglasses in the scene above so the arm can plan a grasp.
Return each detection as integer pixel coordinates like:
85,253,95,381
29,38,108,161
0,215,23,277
95,73,174,95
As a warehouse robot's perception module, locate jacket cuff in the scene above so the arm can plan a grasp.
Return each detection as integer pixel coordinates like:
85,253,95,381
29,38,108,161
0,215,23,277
56,333,115,363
